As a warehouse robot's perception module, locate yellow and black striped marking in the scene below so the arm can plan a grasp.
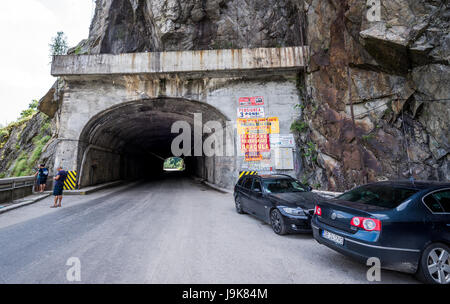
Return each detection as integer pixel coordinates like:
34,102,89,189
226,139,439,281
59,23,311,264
239,171,258,179
64,171,77,190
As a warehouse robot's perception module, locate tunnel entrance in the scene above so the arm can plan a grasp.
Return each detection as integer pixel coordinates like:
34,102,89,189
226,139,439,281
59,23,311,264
77,98,232,188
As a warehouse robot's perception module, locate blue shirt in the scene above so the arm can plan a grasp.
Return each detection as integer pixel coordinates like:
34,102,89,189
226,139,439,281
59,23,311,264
38,168,48,179
55,170,67,187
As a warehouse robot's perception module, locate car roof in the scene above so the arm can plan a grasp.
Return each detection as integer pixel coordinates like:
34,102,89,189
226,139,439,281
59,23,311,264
255,174,294,180
360,180,450,191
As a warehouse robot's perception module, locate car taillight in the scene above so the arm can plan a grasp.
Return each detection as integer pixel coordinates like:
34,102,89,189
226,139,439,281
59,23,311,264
351,217,381,231
314,206,322,216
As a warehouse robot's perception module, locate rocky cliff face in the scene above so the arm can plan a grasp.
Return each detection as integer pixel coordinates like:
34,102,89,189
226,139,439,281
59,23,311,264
299,0,449,190
76,0,303,54
3,0,447,189
0,113,56,178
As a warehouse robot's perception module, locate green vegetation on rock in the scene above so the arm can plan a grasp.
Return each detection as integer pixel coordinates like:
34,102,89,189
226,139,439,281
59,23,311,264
0,100,53,178
10,134,51,177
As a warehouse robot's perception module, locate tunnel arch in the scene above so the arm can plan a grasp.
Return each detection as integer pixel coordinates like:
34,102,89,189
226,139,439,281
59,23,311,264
76,97,235,188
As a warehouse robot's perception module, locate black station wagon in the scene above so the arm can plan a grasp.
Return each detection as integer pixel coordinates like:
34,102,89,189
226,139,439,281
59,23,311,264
234,174,323,235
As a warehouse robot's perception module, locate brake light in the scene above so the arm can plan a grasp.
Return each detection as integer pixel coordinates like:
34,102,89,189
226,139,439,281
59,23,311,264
314,206,322,216
351,217,381,231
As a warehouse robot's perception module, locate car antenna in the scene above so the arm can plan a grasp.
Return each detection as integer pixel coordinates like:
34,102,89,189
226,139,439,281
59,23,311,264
409,176,416,187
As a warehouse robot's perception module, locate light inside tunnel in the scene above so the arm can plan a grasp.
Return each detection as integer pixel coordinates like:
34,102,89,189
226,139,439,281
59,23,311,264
76,98,233,188
163,157,185,172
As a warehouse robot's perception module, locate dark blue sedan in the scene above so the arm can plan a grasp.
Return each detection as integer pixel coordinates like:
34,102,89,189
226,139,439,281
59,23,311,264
312,181,450,284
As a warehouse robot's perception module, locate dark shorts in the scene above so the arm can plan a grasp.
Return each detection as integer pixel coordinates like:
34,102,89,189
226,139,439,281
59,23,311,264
53,184,64,196
39,177,47,185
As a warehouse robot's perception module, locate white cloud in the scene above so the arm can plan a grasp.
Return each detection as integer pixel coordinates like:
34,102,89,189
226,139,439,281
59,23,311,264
0,0,94,125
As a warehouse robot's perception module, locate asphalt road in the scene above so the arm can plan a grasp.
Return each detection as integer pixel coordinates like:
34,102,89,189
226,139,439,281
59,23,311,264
0,176,417,284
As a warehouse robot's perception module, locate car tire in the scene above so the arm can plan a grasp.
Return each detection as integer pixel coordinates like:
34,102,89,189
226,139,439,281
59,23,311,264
235,196,245,214
270,209,287,235
416,243,450,285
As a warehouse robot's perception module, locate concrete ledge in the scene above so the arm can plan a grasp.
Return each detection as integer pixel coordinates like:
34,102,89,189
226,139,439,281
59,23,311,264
0,193,50,215
201,179,342,198
313,190,343,198
202,181,233,194
52,46,308,77
44,180,124,196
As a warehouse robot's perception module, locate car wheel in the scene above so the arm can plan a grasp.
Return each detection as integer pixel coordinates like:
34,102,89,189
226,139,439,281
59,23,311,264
416,243,450,284
235,196,244,214
270,209,287,235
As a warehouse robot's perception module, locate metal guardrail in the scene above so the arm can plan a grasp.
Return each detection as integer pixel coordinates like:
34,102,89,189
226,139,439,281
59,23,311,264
0,175,53,203
0,176,36,192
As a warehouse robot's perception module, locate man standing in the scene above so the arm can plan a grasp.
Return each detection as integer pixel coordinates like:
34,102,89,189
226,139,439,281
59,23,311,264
52,166,67,208
34,164,49,193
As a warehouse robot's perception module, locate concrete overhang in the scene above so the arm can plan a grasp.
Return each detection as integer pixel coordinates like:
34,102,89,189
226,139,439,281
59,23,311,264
51,46,308,79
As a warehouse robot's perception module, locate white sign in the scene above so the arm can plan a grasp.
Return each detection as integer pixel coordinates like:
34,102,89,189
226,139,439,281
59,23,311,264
274,148,294,170
270,134,295,148
237,107,265,119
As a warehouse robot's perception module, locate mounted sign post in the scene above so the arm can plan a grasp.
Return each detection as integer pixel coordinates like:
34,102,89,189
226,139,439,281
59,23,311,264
237,107,265,119
239,96,264,106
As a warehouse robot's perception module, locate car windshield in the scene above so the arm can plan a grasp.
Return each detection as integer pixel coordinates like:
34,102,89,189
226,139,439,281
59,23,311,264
337,185,419,209
263,179,307,193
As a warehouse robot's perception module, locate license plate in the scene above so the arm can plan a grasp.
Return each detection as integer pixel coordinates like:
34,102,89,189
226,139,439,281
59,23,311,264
322,230,344,246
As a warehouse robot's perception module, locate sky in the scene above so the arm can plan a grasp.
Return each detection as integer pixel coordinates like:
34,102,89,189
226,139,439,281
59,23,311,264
0,0,95,126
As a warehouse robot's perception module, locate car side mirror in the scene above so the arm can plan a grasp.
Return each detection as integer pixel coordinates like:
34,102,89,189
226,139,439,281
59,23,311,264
254,188,262,193
307,186,313,192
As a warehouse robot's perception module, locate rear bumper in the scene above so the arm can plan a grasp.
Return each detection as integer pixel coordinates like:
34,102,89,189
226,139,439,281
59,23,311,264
312,219,421,274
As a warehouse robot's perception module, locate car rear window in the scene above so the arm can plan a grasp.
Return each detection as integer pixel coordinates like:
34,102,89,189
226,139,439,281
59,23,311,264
433,190,450,212
337,185,419,209
423,195,445,213
424,190,450,213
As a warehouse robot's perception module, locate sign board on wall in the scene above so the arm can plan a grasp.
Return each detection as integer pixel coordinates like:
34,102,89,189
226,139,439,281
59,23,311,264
237,117,280,135
240,134,270,152
274,148,294,170
239,96,264,106
244,152,263,162
237,107,265,119
270,134,295,148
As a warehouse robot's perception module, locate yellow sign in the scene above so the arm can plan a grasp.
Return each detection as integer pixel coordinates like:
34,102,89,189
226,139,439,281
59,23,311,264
239,171,258,178
64,171,77,190
237,117,280,135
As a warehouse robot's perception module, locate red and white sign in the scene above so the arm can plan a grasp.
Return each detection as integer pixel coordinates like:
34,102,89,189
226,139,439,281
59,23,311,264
240,134,271,152
237,107,265,119
239,96,264,106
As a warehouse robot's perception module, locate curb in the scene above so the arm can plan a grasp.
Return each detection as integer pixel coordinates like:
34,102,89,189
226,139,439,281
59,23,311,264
202,181,233,194
43,180,124,196
0,194,51,215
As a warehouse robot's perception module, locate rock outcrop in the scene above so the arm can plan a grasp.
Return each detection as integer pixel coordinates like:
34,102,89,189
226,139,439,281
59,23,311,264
299,0,449,190
0,113,56,178
73,0,303,54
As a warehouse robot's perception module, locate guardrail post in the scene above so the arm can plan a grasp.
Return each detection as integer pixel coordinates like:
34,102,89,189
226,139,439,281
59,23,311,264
11,180,15,203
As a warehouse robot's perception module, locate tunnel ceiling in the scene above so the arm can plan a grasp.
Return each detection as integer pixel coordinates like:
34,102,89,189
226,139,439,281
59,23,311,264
79,98,229,155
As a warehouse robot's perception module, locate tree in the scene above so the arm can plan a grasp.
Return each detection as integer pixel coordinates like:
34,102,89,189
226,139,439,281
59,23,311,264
49,31,68,57
19,99,39,119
